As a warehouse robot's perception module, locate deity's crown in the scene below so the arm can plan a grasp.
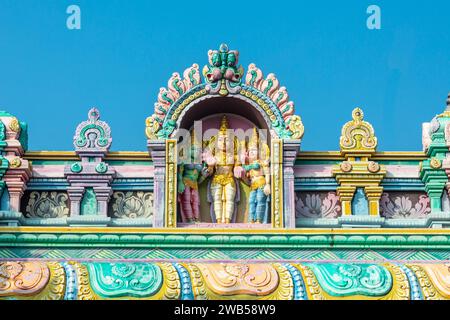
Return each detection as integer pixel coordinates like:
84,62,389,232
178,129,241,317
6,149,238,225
249,127,259,149
190,131,201,148
219,115,230,135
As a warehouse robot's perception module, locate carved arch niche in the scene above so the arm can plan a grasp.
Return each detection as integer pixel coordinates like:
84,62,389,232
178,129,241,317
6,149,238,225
146,44,304,229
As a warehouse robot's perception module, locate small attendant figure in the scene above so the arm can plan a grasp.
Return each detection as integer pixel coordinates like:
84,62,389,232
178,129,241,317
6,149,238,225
177,139,207,223
243,128,271,224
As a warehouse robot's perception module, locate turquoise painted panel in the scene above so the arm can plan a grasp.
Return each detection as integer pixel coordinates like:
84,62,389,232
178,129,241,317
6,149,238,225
86,262,163,298
307,263,392,297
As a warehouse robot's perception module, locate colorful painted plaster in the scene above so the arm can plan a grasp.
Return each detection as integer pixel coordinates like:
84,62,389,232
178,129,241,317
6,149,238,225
0,46,449,300
1,261,450,300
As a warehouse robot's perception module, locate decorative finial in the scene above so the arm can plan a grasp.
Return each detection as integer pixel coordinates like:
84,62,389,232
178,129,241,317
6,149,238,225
339,107,377,154
352,108,364,123
219,115,230,135
88,108,100,122
74,107,112,154
203,44,243,96
219,43,229,53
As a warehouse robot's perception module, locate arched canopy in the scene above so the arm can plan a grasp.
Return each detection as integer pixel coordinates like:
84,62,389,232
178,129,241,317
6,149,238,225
145,44,304,141
177,96,272,135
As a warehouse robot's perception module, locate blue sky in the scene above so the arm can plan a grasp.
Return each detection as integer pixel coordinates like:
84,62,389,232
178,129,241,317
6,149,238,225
0,0,449,151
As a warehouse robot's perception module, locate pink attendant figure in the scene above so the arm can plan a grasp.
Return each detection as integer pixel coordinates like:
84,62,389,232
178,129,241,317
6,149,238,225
177,142,208,223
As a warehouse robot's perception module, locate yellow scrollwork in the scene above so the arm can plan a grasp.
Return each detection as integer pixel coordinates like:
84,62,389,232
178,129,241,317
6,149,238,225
430,157,442,169
287,115,305,140
295,264,325,300
26,262,66,300
153,262,181,300
70,261,97,300
9,158,22,168
382,263,410,300
407,264,450,299
182,263,208,300
145,115,160,140
340,108,377,154
9,117,20,133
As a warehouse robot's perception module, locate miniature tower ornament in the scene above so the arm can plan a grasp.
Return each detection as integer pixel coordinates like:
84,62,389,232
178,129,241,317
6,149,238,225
333,107,386,218
422,92,450,213
64,108,115,221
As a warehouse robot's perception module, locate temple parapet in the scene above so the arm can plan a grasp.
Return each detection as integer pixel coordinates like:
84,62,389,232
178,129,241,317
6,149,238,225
1,45,450,300
0,46,448,232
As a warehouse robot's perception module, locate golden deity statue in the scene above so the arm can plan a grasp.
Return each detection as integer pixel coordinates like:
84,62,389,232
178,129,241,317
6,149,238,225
204,116,243,223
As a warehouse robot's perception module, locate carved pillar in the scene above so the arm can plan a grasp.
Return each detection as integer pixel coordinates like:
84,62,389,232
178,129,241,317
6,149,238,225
365,186,383,216
337,186,356,216
3,168,31,212
148,140,166,228
94,186,113,217
282,139,300,228
67,186,84,216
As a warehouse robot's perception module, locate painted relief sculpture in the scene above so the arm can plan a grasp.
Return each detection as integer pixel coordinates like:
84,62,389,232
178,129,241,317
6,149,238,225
203,43,244,96
177,137,207,223
242,128,271,223
0,45,450,300
203,116,242,224
2,261,450,300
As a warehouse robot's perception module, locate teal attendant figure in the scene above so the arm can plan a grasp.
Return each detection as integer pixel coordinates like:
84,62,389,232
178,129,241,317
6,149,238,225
243,128,271,223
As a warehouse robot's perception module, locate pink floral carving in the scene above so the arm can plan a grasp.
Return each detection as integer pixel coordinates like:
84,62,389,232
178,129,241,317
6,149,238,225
295,192,341,218
380,193,431,218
